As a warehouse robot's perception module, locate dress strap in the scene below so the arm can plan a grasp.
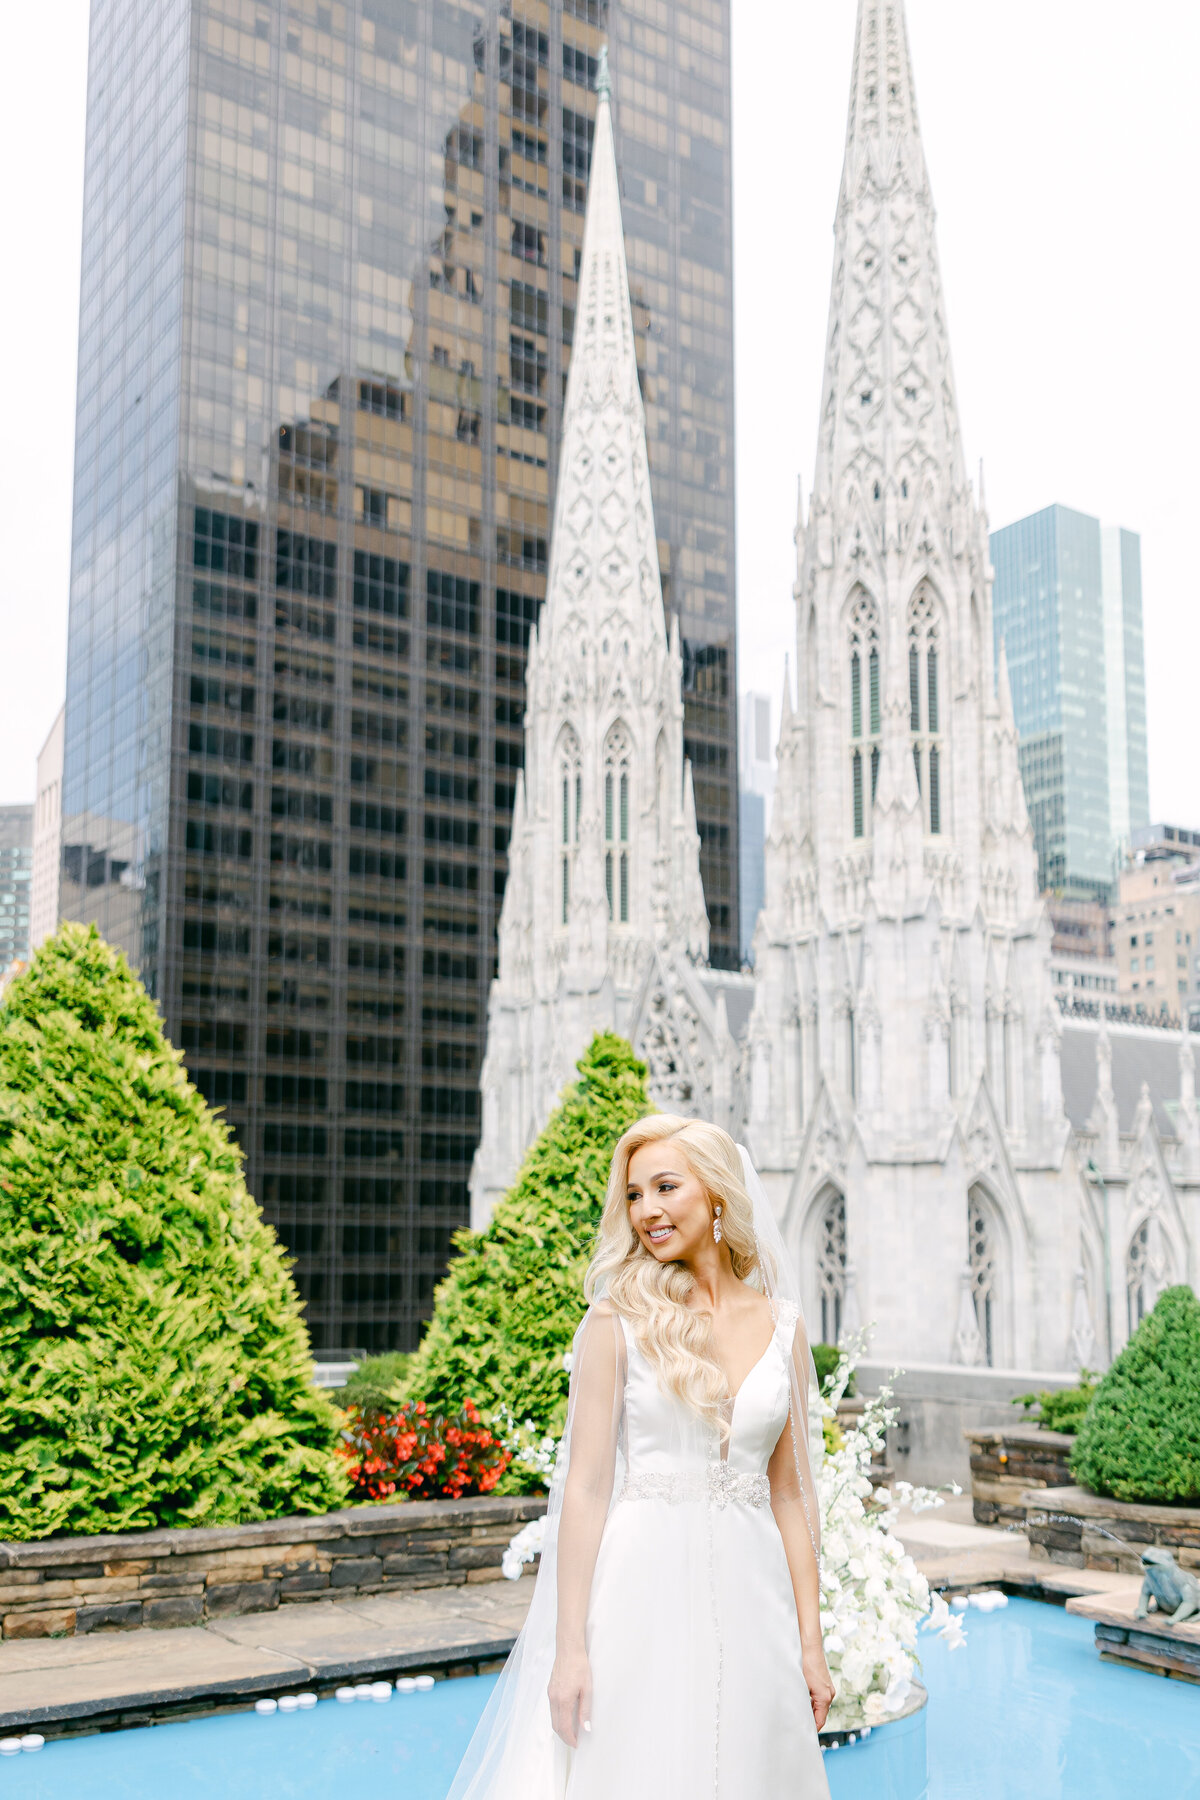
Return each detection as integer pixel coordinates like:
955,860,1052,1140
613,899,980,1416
772,1297,800,1338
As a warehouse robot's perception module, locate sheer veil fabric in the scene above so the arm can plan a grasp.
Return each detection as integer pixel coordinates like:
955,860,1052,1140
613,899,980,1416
445,1145,824,1800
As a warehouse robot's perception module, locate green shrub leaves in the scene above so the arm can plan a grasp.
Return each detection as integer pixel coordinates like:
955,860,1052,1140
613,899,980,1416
407,1032,651,1438
1071,1286,1200,1504
0,924,348,1539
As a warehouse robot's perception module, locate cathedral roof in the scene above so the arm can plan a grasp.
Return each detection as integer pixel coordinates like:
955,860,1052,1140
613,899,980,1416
1060,1020,1198,1139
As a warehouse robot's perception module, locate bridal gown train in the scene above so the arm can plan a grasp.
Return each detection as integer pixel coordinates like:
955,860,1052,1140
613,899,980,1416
562,1306,830,1799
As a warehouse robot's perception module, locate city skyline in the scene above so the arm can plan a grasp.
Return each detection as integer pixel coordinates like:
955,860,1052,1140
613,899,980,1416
2,3,1199,829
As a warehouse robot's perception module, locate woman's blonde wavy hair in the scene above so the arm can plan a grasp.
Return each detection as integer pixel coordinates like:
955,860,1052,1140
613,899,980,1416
584,1114,766,1428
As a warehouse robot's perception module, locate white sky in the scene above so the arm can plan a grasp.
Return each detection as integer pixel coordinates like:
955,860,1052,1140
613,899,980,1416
1,1,1197,827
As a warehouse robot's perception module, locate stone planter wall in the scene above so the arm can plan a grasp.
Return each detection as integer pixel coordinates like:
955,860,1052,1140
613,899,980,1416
1022,1484,1200,1575
0,1494,547,1641
964,1425,1075,1526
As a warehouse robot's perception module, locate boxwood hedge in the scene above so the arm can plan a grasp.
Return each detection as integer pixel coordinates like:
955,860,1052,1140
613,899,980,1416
1071,1285,1200,1504
407,1032,651,1438
0,923,348,1539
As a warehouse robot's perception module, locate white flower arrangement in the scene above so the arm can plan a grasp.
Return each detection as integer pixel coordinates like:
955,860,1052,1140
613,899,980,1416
490,1405,560,1488
817,1337,965,1729
502,1515,547,1582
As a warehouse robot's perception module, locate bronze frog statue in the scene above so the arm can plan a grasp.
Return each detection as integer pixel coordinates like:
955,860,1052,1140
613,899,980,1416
1135,1547,1200,1626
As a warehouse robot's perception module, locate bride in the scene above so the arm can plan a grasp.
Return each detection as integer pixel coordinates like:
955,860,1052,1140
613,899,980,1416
448,1114,833,1799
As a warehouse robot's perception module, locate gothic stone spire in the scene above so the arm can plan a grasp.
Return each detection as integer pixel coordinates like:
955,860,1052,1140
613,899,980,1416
473,68,709,1225
814,0,968,528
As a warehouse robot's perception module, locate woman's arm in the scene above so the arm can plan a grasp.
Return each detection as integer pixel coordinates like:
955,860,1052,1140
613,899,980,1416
548,1303,621,1747
767,1321,834,1732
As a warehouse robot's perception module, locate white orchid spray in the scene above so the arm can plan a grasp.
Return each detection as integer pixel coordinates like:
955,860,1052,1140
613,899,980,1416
491,1350,576,1496
817,1336,965,1728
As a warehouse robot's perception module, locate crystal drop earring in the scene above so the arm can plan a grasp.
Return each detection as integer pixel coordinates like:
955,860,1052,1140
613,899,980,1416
712,1204,723,1245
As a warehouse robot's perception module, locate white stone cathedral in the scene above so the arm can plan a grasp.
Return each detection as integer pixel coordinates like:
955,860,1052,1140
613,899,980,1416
473,9,1199,1376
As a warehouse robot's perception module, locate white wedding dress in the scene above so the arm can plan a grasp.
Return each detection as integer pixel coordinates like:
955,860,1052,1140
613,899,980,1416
563,1306,829,1798
447,1147,829,1800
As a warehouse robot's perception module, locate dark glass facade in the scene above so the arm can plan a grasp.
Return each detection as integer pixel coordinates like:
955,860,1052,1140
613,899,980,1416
62,0,737,1350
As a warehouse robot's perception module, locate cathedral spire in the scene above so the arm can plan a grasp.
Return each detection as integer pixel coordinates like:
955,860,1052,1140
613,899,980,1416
471,61,712,1225
811,0,968,527
536,66,667,670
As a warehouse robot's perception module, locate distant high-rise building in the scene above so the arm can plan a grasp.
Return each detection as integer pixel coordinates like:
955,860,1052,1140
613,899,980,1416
0,806,33,971
990,504,1149,899
738,690,774,964
61,0,737,1351
31,706,65,951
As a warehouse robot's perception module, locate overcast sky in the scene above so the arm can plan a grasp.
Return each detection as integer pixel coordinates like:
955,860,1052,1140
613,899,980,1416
2,2,1197,825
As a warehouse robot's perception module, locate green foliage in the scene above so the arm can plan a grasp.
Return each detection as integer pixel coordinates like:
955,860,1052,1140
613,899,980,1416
812,1342,856,1398
1011,1374,1097,1436
334,1352,412,1418
407,1033,652,1437
0,923,349,1540
1071,1287,1200,1504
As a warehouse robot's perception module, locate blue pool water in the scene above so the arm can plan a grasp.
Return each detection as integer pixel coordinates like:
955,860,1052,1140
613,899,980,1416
4,1599,1197,1799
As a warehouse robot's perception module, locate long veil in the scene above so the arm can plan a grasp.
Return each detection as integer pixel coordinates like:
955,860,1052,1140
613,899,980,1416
445,1143,822,1799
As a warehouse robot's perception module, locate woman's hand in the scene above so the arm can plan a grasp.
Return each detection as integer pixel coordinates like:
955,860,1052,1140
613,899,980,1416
803,1645,835,1733
548,1647,592,1747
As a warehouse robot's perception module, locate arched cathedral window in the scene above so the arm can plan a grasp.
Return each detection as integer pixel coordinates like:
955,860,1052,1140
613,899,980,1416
967,1187,998,1367
604,724,631,924
1126,1214,1171,1335
847,593,880,839
558,729,581,927
816,1190,847,1344
908,588,943,835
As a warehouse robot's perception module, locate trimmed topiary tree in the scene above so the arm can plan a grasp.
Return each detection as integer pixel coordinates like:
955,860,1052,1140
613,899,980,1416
1071,1285,1200,1504
407,1032,652,1438
0,923,349,1540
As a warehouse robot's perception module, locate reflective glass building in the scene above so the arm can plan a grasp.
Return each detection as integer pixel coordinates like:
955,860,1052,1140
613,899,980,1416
990,504,1149,901
0,807,34,971
62,0,737,1350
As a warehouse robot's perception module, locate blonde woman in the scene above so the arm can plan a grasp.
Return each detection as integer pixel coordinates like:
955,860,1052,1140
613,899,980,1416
449,1115,832,1800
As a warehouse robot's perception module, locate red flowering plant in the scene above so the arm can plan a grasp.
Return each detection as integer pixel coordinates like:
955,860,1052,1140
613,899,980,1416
338,1398,511,1503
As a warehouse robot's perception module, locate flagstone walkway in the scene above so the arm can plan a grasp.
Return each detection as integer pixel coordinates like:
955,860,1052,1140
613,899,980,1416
0,1499,1136,1739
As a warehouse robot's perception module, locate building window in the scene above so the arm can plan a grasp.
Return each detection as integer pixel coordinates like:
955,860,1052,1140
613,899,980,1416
847,591,881,840
968,1189,998,1368
908,586,943,835
816,1191,847,1344
604,724,631,923
1127,1215,1171,1334
558,729,580,929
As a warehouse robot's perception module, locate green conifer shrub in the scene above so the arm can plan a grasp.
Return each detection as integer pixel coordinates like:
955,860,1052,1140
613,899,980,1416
407,1033,652,1439
0,923,348,1540
1070,1286,1200,1504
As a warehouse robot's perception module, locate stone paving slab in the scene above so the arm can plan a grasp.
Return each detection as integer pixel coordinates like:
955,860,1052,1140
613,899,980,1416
1066,1584,1200,1642
0,1580,540,1733
205,1593,524,1681
0,1626,307,1730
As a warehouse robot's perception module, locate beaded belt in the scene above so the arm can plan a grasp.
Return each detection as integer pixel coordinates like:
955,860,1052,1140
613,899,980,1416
619,1466,772,1509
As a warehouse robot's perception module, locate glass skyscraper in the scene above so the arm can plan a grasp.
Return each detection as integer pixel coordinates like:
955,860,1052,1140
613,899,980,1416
0,807,33,972
990,503,1149,900
62,0,737,1351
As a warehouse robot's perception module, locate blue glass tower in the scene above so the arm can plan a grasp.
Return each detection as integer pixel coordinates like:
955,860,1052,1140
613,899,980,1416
990,504,1149,900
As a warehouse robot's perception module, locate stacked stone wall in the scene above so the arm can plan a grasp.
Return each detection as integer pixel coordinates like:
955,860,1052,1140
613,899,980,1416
0,1496,547,1639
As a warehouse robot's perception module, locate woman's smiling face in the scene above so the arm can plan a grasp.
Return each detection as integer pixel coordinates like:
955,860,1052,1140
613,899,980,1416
626,1137,714,1262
